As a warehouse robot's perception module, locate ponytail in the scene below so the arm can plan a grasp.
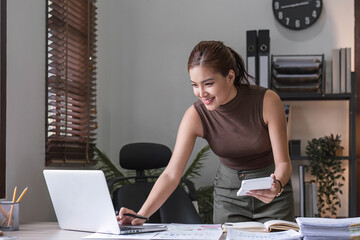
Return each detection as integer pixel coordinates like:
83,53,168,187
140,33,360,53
227,47,254,86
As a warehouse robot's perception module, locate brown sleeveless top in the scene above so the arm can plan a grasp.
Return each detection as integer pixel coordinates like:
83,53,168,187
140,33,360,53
193,85,274,170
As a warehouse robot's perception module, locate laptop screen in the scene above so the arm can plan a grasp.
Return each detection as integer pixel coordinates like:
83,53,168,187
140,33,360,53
44,170,122,234
43,170,167,235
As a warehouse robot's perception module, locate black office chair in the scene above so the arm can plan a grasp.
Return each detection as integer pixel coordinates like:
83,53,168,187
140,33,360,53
107,142,202,224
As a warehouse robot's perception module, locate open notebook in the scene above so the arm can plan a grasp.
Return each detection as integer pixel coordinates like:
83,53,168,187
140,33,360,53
43,169,167,235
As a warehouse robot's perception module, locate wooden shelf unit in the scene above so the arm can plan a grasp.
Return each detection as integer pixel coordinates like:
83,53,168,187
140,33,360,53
278,73,356,217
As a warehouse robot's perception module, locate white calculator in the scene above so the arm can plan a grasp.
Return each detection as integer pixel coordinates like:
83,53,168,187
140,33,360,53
236,176,274,196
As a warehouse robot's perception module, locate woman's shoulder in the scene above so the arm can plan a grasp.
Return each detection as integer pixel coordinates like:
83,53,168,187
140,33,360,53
183,104,202,123
264,88,281,103
263,89,283,124
185,104,198,114
182,105,203,138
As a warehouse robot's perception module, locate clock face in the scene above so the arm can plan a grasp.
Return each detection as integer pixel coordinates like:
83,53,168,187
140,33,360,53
272,0,322,30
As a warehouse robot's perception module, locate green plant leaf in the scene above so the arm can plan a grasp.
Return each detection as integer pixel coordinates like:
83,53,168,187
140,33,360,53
305,134,344,217
197,186,214,224
94,146,128,181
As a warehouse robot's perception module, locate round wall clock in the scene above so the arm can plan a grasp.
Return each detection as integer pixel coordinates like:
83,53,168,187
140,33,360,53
272,0,323,30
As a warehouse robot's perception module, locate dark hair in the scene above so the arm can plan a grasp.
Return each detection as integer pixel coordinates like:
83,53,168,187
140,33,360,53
187,41,254,86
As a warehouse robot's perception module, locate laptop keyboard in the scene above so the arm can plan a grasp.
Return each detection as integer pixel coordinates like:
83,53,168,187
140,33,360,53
119,226,144,234
118,224,167,234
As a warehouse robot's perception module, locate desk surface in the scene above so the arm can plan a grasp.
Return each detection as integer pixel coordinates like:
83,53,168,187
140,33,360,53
2,222,89,240
2,222,226,240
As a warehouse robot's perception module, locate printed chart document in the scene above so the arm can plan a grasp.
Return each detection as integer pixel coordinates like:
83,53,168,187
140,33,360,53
83,224,223,240
222,219,299,232
226,229,301,240
154,224,222,239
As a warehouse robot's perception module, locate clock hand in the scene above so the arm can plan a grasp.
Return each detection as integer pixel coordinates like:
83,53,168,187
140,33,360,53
281,1,310,9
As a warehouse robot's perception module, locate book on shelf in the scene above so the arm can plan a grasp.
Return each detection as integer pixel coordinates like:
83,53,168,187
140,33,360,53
331,48,340,94
346,47,351,93
331,47,352,94
340,48,346,93
222,219,299,233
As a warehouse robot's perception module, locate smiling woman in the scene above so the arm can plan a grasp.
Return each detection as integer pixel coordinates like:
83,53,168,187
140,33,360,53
119,41,295,225
0,0,6,198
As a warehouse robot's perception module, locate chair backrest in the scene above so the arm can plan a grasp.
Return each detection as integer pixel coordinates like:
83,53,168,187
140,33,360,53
111,142,202,224
119,142,171,180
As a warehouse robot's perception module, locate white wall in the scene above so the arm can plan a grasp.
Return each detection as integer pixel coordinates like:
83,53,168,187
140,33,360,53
4,0,354,223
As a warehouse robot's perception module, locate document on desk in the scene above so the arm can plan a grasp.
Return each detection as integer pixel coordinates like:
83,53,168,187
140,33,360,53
83,224,223,240
226,229,301,240
154,224,222,239
83,231,158,239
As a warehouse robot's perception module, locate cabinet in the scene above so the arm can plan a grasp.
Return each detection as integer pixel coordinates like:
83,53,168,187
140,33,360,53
277,73,356,217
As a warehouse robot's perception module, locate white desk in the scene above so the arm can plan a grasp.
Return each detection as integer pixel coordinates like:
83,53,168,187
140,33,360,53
2,222,93,240
2,222,226,240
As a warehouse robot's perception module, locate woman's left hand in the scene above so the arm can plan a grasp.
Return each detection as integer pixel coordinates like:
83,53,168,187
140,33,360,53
246,174,281,203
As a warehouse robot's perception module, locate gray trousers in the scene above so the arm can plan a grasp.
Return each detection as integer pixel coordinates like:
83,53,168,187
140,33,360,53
213,163,295,224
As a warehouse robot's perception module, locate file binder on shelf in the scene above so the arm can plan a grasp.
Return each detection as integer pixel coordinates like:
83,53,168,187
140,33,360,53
270,54,324,94
246,30,258,85
258,30,270,88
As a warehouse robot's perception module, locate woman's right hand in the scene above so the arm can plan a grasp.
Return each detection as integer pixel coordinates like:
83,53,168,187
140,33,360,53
117,207,147,226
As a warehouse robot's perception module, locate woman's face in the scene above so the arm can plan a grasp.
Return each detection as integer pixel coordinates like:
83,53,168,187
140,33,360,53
189,66,237,111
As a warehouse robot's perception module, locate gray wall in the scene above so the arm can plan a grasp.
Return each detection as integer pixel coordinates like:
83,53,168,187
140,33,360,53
96,0,354,217
4,0,354,223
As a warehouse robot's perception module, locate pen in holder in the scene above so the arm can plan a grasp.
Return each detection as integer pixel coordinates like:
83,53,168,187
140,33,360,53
0,201,19,231
0,186,28,231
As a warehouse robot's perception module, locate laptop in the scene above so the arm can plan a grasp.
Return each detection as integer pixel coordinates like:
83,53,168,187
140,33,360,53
43,169,167,235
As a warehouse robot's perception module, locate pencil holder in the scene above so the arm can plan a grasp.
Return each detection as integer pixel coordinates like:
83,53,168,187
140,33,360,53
0,201,19,231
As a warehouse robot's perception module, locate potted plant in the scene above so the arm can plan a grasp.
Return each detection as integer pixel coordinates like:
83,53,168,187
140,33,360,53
305,134,345,217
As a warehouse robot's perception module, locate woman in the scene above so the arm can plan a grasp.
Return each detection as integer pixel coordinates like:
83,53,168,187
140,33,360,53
119,40,294,225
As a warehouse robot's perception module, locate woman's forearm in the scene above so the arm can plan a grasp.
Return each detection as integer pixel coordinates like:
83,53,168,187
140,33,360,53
136,170,181,218
274,160,292,186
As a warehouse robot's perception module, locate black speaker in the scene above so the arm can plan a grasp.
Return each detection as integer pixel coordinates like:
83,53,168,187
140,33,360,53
289,140,301,157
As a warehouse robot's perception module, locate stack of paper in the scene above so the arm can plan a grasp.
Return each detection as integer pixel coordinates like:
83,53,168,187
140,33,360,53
296,217,360,240
349,223,360,239
226,229,301,240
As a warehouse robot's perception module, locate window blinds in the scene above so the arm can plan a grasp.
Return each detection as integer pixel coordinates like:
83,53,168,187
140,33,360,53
46,0,97,165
